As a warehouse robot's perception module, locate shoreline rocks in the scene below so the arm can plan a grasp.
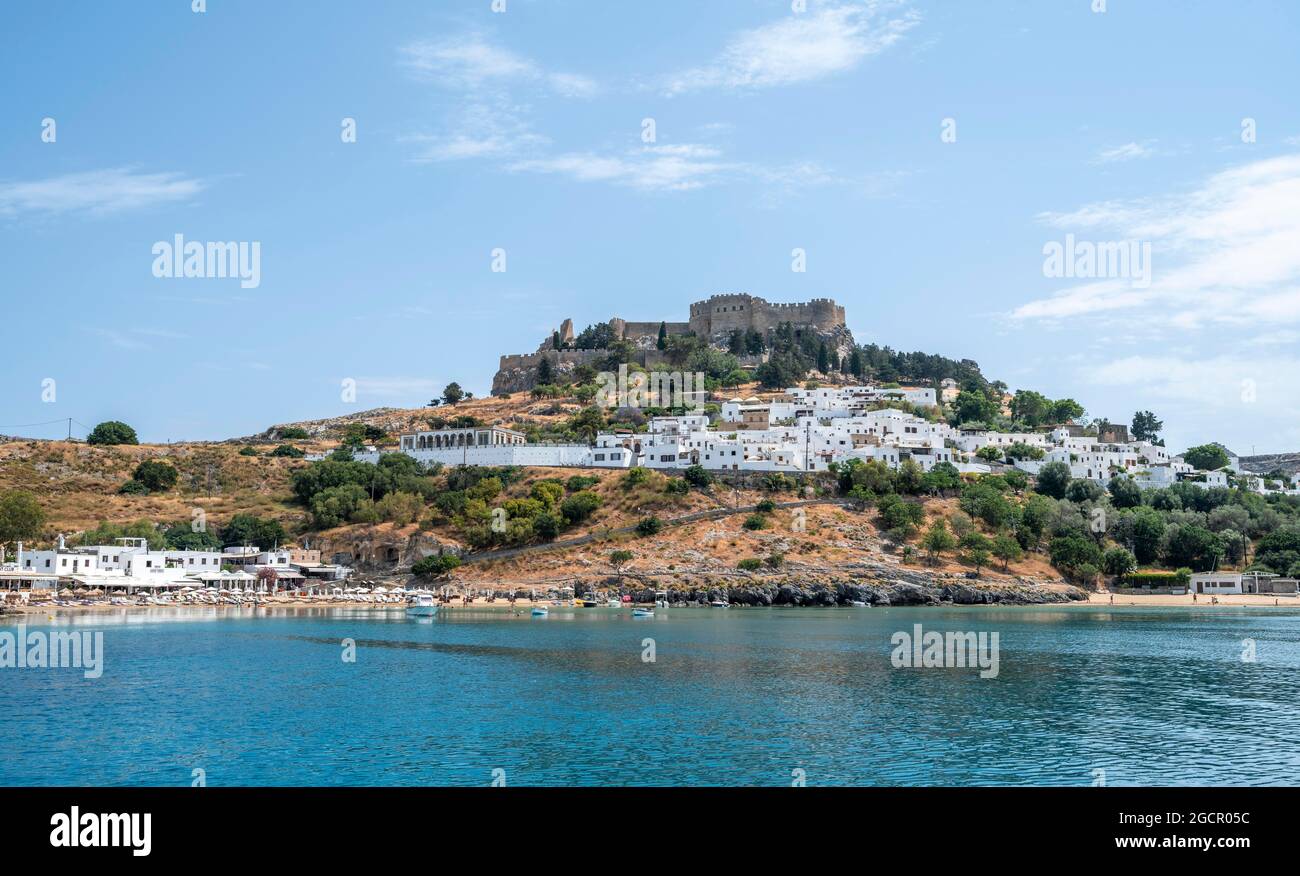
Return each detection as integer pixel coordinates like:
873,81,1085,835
594,569,1087,607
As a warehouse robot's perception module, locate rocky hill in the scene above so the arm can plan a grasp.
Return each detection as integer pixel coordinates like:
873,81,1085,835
0,391,1075,604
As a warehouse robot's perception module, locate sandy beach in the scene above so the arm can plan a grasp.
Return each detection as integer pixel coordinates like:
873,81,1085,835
1086,591,1298,608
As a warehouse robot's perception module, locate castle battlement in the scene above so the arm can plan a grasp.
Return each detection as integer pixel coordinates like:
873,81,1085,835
687,293,844,337
493,293,849,395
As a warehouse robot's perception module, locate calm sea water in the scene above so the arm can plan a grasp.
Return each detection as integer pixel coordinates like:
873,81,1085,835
3,604,1299,786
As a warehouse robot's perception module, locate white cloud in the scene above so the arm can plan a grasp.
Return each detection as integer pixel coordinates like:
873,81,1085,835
509,144,732,192
0,168,204,218
661,1,919,95
1080,353,1300,452
401,99,549,162
506,143,853,195
1012,153,1300,329
398,34,594,164
86,326,188,350
1093,141,1157,163
399,35,598,97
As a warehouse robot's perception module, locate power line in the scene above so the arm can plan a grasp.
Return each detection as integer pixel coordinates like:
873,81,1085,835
0,418,75,430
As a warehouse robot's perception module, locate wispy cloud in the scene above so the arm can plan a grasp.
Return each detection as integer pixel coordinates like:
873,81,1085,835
401,97,549,162
661,0,919,96
398,33,592,163
507,143,857,195
397,25,903,198
0,168,205,218
1012,153,1300,329
399,35,598,97
1093,140,1157,164
86,326,189,350
509,144,734,192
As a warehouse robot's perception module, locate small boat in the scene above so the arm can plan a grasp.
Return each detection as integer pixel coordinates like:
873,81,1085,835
407,592,439,617
709,599,730,608
606,598,621,608
632,607,654,618
531,606,549,617
849,600,869,607
581,597,601,608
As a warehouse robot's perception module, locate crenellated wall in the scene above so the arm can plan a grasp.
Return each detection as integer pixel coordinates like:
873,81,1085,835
689,294,845,336
493,293,848,395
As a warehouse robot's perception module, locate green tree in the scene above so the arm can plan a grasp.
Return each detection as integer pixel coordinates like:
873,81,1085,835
635,516,663,537
1107,477,1142,509
532,511,561,541
656,321,668,351
131,460,179,492
1102,546,1137,577
1183,443,1230,471
221,513,287,548
535,357,555,385
87,420,138,446
609,549,634,571
560,491,601,524
951,391,999,426
0,490,45,547
921,520,958,563
412,554,461,578
1048,398,1085,424
683,465,713,488
442,382,465,406
568,406,607,443
992,534,1023,571
1035,461,1072,499
1009,390,1052,427
922,462,962,495
1131,410,1163,443
1065,478,1105,504
1130,507,1166,566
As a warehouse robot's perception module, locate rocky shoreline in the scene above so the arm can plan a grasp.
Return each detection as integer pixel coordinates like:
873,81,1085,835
571,567,1089,607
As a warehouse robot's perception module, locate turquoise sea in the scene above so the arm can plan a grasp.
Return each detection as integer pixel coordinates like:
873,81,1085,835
2,604,1298,786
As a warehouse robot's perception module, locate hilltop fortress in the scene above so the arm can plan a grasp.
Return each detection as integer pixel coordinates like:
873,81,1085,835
492,294,849,395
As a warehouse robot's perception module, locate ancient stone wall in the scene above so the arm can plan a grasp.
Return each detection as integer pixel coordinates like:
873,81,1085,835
493,294,847,395
688,294,844,337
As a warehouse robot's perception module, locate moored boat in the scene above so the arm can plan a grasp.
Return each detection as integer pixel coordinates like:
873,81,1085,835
531,605,549,617
632,607,654,618
407,591,438,617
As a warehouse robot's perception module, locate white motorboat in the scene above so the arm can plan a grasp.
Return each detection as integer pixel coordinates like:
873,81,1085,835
407,591,438,617
709,599,730,608
632,607,654,618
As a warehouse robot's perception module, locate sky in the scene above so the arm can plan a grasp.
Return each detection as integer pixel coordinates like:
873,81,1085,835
2,0,1299,454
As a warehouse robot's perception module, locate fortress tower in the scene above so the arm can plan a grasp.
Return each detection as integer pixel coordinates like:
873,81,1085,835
493,293,850,395
688,293,845,339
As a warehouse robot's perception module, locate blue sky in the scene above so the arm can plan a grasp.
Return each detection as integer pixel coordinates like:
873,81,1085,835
2,0,1299,453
